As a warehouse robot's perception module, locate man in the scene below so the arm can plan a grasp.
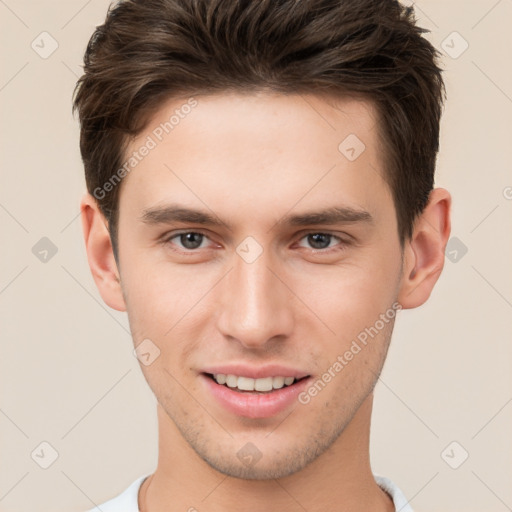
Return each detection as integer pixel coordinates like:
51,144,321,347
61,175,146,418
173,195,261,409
74,0,451,510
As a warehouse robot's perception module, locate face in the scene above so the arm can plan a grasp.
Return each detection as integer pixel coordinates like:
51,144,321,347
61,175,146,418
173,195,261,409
116,92,404,479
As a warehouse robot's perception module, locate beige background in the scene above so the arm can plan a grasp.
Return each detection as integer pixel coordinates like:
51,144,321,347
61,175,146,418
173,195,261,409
1,1,511,511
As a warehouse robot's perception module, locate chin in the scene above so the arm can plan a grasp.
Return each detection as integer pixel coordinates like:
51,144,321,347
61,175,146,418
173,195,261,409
201,452,310,480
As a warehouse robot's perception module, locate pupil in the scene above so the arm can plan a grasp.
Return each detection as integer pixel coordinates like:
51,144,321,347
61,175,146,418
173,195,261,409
308,233,330,249
181,232,203,249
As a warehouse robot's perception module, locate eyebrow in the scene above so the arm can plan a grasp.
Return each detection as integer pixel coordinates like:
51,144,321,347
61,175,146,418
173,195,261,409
140,205,226,227
277,206,374,227
139,204,374,229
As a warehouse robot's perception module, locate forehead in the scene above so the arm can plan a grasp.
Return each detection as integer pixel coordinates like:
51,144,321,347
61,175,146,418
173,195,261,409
118,91,393,229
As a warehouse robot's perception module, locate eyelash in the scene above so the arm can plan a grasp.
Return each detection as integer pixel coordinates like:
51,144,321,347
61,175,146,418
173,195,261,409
161,230,349,255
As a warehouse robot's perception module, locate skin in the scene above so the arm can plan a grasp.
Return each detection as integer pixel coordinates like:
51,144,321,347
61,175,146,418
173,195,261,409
81,91,451,512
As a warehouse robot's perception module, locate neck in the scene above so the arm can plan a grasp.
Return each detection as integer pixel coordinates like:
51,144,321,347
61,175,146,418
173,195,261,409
140,394,394,512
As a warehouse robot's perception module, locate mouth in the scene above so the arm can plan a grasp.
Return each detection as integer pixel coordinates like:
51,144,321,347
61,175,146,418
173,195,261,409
203,372,310,394
200,371,312,418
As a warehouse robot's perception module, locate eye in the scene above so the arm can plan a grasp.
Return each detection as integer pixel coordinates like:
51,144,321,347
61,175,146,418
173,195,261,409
165,231,212,251
296,232,345,251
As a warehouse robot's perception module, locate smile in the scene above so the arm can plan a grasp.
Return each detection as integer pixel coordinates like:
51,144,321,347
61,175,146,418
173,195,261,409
209,373,304,393
201,372,312,418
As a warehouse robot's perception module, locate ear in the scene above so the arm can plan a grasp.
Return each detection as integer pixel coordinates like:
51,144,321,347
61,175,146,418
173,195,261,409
397,187,452,309
80,193,126,312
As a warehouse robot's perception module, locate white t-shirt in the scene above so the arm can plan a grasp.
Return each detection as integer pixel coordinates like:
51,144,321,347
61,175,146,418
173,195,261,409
86,473,415,511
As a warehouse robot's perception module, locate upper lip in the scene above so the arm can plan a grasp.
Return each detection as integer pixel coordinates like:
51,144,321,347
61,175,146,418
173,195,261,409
201,364,310,380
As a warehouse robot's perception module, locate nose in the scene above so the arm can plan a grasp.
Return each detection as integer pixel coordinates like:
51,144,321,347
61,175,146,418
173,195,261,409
216,245,294,350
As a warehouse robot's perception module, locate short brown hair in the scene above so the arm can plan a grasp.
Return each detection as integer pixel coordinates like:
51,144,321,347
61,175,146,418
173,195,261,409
73,0,445,259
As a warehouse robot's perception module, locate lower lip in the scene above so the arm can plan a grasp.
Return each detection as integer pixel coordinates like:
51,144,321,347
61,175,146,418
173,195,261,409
200,374,311,419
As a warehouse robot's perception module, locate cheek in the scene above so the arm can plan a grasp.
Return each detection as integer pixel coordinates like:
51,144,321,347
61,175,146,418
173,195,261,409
120,258,216,360
295,260,398,336
121,248,193,308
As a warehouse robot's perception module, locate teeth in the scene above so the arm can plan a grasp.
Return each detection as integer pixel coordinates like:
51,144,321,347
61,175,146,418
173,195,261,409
272,376,284,389
226,374,238,388
255,377,273,392
238,376,256,391
213,374,298,391
215,373,227,385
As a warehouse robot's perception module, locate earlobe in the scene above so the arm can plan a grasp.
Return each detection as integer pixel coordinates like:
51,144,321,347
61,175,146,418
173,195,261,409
80,193,126,312
397,188,452,309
